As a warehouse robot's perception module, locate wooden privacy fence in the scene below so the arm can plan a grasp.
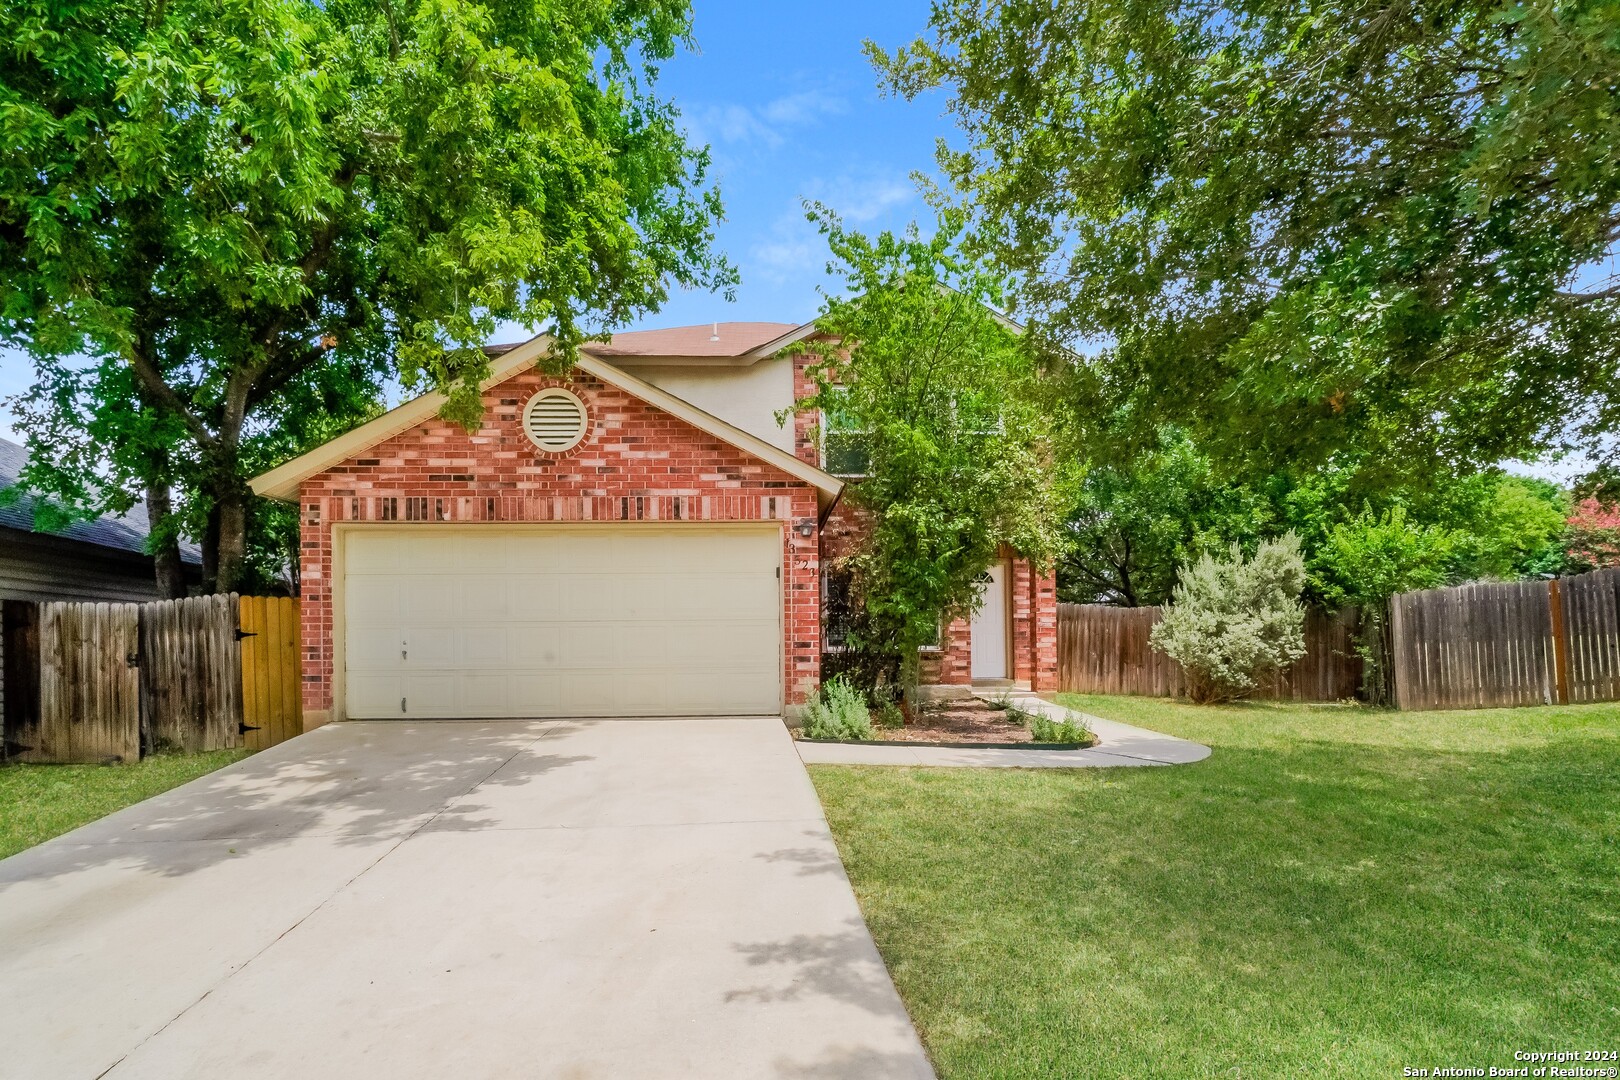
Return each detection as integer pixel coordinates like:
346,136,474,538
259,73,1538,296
1,594,303,763
1057,603,1362,702
36,602,142,763
141,595,242,753
1390,568,1620,710
238,596,303,751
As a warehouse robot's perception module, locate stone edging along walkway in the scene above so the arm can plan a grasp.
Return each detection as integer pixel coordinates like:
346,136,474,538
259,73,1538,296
794,690,1212,769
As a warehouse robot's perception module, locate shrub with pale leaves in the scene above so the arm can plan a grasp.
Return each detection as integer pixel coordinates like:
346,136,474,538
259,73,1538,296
1150,534,1308,704
800,677,875,740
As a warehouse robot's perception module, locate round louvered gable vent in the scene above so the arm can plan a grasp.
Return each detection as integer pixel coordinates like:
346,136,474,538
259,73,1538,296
522,389,588,452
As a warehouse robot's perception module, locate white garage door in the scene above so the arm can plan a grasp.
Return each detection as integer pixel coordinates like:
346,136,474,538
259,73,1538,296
342,526,782,718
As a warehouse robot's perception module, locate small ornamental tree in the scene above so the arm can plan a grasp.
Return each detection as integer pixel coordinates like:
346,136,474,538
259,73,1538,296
1150,534,1307,704
794,210,1066,698
1313,506,1459,704
1565,498,1620,572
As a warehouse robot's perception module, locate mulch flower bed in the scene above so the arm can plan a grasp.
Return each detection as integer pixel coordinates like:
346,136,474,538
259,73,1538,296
878,696,1047,744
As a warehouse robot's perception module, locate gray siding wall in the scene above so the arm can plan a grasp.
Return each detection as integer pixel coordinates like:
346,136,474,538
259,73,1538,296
1,532,165,732
0,528,164,604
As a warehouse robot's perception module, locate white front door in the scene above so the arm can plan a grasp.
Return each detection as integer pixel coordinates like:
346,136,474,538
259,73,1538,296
970,563,1008,680
342,525,782,718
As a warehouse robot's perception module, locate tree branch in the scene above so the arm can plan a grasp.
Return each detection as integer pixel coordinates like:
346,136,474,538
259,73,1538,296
126,347,215,447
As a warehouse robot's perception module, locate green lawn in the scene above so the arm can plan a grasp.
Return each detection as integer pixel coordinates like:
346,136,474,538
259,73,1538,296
0,749,251,859
810,695,1620,1079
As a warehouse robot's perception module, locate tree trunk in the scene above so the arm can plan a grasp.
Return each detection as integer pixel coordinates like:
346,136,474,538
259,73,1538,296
200,505,220,593
214,483,247,594
144,477,187,598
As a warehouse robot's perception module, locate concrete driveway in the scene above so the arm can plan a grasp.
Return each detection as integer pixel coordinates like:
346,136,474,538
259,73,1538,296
0,719,933,1079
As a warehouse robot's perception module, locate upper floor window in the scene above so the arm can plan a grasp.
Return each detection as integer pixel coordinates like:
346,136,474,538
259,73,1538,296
821,389,872,478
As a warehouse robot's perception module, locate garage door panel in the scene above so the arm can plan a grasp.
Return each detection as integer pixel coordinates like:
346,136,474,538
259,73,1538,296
616,623,670,664
344,578,404,627
558,624,627,669
457,627,511,668
406,533,465,573
458,578,514,619
403,628,458,668
512,624,564,665
403,673,458,715
705,578,780,619
459,673,514,715
400,579,457,622
345,527,781,719
350,535,408,574
347,673,403,716
454,533,511,572
348,629,402,669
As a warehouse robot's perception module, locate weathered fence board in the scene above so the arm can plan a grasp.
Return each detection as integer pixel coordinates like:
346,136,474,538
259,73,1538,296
1389,569,1620,710
140,594,242,753
1057,603,1361,701
240,595,303,750
1563,568,1620,703
32,601,142,763
2,599,41,757
1,593,303,762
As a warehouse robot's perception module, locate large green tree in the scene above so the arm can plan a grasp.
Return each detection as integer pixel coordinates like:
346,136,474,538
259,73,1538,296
1,0,730,591
1060,429,1277,605
796,211,1067,696
874,0,1620,488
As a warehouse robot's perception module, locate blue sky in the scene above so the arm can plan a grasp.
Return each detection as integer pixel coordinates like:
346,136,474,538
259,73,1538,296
597,0,944,333
0,0,943,440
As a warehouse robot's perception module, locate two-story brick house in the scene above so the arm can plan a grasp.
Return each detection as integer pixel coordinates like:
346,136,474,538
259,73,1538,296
250,321,1056,726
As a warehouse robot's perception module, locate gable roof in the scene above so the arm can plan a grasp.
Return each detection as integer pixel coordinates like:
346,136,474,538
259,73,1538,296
0,436,202,562
582,322,799,362
248,333,844,512
731,288,1029,364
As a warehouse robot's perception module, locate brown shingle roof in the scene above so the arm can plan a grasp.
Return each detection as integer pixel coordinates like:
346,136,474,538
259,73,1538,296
581,322,801,359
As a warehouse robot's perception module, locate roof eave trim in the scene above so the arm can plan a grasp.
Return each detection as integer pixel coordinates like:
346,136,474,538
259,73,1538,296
249,332,845,507
248,333,555,502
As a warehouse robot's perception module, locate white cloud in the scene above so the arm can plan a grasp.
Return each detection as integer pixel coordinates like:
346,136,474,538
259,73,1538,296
758,89,848,128
685,87,848,149
804,173,914,224
748,172,918,288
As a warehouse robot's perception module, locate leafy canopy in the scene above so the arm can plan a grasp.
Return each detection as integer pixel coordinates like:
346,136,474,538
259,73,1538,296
0,0,729,589
873,0,1620,486
795,210,1066,691
1565,497,1620,571
1058,427,1571,608
1060,428,1277,606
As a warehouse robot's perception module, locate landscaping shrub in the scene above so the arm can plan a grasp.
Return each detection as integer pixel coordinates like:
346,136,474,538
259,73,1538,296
801,677,875,741
875,699,905,730
1026,712,1089,744
1151,534,1308,703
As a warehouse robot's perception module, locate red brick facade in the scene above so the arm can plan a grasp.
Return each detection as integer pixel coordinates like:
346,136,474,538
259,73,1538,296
296,367,823,724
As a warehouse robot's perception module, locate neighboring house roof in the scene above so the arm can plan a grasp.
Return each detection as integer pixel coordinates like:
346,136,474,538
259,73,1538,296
0,436,201,562
582,322,800,362
248,333,845,512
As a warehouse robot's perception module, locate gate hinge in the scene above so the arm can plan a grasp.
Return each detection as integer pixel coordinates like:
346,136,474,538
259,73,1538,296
234,628,258,641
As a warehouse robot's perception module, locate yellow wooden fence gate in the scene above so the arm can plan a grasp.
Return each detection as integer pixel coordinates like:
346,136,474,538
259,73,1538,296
238,596,304,751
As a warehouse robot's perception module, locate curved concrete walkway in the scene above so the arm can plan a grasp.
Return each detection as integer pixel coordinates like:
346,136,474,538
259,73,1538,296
795,691,1210,769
